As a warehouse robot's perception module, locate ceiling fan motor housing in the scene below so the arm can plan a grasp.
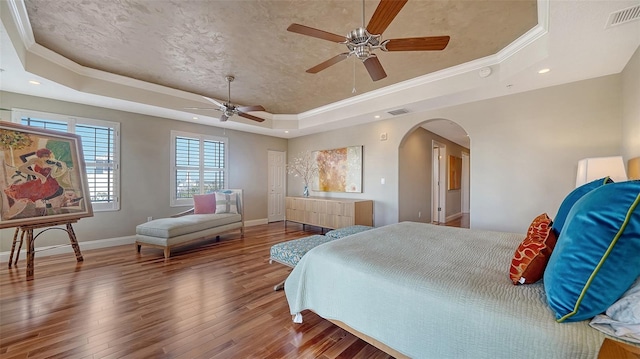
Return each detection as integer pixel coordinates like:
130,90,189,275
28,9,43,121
348,27,370,43
346,27,382,60
223,107,236,118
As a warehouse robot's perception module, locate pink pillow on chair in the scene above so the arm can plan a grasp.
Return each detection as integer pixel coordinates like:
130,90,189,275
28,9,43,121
193,193,216,214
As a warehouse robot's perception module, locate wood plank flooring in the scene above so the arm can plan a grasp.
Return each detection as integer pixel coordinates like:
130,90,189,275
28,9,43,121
1,218,468,359
1,223,398,359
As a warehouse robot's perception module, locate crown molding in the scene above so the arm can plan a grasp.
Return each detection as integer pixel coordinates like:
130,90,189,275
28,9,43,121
297,1,549,123
6,0,33,47
4,0,549,135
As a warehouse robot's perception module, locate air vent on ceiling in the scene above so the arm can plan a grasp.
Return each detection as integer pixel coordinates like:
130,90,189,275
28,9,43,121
388,108,410,116
605,4,640,28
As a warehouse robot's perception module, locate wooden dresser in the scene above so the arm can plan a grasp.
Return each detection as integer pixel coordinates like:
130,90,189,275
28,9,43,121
285,196,373,229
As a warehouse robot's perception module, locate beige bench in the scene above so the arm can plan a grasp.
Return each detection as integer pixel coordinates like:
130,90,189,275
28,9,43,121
135,189,244,258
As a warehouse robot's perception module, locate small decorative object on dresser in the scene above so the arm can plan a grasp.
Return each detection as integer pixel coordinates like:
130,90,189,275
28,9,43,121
287,151,319,197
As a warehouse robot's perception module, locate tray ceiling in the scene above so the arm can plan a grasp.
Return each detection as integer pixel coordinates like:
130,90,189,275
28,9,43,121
23,0,537,115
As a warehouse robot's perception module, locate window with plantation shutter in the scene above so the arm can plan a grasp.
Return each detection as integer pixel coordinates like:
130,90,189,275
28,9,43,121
171,130,227,206
13,109,120,211
76,124,116,207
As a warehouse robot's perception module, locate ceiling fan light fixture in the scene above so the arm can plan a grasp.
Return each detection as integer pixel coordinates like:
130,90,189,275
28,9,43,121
355,45,372,60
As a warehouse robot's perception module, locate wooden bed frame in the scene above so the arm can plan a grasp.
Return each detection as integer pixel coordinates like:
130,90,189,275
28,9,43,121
598,338,640,359
327,317,640,359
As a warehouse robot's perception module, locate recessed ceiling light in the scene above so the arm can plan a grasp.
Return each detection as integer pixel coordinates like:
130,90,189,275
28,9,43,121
374,115,381,119
192,116,198,120
285,130,289,134
538,68,550,74
29,80,41,85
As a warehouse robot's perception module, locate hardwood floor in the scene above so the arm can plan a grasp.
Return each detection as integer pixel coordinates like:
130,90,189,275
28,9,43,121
1,218,469,359
443,213,470,228
1,223,397,359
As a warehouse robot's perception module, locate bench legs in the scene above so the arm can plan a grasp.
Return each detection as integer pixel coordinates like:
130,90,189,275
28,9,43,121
135,242,171,258
136,232,229,259
274,280,285,291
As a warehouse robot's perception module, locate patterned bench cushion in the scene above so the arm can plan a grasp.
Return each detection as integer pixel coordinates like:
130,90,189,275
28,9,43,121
324,225,374,239
270,235,335,268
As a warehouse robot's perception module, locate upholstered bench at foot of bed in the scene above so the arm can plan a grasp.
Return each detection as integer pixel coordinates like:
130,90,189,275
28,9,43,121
324,225,373,239
270,235,334,267
270,234,336,291
269,226,375,291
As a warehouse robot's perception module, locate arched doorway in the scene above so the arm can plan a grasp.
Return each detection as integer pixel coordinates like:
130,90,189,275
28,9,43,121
398,119,470,227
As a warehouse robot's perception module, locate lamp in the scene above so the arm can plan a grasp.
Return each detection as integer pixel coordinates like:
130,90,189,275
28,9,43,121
628,157,640,180
575,156,628,188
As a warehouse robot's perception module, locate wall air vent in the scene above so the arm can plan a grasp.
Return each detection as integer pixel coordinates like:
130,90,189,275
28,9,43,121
387,108,410,116
605,4,640,28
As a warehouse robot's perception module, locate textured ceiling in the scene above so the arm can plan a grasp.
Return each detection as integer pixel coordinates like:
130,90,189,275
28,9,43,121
24,0,537,115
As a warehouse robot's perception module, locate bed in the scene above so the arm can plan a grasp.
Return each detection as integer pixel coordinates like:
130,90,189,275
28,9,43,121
284,222,608,358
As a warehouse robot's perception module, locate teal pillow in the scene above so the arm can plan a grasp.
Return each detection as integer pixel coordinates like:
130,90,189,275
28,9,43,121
544,180,640,322
551,177,613,236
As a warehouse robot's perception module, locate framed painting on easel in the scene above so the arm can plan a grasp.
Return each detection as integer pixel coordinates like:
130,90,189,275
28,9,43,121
0,121,93,229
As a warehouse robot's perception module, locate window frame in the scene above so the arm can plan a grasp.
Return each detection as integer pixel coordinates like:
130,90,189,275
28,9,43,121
11,108,121,212
170,130,228,207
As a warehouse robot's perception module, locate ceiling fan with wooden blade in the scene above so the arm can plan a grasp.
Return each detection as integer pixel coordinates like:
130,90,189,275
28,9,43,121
185,75,266,122
287,0,450,82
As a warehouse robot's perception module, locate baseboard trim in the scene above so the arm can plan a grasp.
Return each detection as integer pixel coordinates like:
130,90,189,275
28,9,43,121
0,218,272,263
445,212,462,223
0,235,136,263
245,218,268,227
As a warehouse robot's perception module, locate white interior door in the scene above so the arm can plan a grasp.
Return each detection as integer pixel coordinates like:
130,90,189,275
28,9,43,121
432,141,446,224
267,150,286,222
462,152,470,213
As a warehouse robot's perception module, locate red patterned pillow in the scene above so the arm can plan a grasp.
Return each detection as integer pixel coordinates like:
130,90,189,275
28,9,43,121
509,213,557,285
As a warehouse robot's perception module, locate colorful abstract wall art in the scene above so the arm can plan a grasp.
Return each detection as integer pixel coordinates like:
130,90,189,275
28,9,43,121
313,146,362,193
448,155,462,190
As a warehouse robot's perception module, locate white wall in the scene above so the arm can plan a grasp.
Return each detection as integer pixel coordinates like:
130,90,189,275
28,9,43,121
621,46,640,161
288,74,623,233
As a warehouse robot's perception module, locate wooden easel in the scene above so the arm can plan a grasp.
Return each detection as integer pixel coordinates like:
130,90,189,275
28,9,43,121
8,219,83,279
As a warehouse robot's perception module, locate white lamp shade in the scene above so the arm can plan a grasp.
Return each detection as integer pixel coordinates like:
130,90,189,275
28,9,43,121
576,156,628,187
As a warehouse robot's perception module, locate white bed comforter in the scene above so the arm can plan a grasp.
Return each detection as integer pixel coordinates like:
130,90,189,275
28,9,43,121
285,222,605,358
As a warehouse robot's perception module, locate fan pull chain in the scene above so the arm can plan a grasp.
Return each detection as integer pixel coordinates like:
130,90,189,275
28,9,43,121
352,57,357,94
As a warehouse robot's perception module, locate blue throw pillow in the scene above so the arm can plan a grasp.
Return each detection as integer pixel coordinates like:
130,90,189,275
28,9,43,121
551,177,613,236
544,180,640,322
